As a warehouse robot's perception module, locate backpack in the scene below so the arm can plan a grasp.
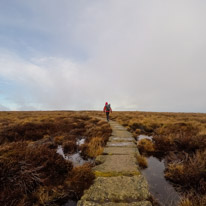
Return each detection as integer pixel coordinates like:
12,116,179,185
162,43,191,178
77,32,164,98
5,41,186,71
106,104,110,112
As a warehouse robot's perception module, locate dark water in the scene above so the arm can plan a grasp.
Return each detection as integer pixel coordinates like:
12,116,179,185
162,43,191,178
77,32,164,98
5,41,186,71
142,156,180,206
56,138,90,206
56,138,93,167
62,200,77,206
138,135,180,206
60,135,180,206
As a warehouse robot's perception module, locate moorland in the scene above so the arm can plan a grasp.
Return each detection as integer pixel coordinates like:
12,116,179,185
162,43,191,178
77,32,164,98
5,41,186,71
0,110,205,206
109,111,206,206
0,111,112,206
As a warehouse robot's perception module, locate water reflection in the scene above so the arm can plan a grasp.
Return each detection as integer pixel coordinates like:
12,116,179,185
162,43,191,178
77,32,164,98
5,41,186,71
56,145,92,167
138,135,180,206
62,200,77,206
57,139,91,206
142,156,180,206
138,134,153,141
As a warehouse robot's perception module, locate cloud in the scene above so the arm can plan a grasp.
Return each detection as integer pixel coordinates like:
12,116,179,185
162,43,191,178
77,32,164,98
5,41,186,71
0,51,85,109
0,104,9,111
0,1,206,112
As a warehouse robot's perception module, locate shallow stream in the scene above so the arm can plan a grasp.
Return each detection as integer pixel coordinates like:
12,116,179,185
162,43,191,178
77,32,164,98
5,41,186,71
138,135,180,206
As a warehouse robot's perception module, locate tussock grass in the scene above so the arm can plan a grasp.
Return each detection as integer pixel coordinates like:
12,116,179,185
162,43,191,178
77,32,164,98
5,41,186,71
80,137,104,158
109,111,206,204
165,150,206,192
136,154,148,168
178,198,193,206
0,111,111,205
178,193,206,206
137,139,155,154
63,140,78,154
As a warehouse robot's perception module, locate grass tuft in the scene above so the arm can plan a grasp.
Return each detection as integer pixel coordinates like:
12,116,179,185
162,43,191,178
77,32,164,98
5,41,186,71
136,154,148,168
137,139,155,154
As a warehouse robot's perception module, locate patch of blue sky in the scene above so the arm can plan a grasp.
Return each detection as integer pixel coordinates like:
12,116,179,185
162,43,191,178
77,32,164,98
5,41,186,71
0,1,89,62
0,25,88,63
0,77,14,93
0,27,48,57
0,77,25,99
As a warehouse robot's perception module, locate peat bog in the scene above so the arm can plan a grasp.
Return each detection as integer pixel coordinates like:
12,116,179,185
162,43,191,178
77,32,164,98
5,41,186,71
0,111,112,206
1,111,206,206
112,111,206,206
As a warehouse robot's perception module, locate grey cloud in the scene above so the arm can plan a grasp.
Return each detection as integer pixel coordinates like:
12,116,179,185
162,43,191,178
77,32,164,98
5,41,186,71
0,1,206,112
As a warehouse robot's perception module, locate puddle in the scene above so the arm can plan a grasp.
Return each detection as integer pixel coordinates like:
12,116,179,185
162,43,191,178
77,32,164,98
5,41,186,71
142,156,180,206
57,144,93,167
57,138,92,206
138,135,180,206
76,138,85,146
62,200,77,206
138,135,153,141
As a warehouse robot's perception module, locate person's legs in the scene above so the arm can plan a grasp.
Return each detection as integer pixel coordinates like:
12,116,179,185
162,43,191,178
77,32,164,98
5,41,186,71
106,112,110,122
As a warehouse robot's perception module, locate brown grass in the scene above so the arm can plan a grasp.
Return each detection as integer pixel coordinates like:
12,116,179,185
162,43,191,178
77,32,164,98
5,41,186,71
136,154,148,168
63,140,78,154
165,150,206,193
0,111,111,205
0,142,73,205
178,193,206,206
137,139,155,154
80,137,104,158
108,111,206,203
178,198,193,206
65,163,95,199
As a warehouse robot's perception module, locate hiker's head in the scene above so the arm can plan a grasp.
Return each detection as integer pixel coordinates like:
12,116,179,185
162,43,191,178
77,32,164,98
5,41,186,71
105,102,108,105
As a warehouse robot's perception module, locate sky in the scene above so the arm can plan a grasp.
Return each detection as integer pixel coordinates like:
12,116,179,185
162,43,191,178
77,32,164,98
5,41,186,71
0,0,206,112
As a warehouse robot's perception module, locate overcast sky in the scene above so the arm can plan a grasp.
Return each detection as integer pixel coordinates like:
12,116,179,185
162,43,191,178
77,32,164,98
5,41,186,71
0,0,206,112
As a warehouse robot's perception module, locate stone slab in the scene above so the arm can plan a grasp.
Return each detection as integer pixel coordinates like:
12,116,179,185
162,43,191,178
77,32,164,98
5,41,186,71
95,155,107,164
93,154,139,176
103,147,139,155
77,200,152,206
107,141,136,147
78,118,151,206
109,136,135,142
79,176,150,203
112,130,133,138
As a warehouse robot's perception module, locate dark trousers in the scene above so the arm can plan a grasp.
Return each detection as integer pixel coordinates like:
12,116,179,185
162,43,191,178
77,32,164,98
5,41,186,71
106,112,110,121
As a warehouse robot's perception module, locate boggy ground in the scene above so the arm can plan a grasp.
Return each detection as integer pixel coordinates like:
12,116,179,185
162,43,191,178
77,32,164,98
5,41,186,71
107,111,206,206
0,111,112,206
78,120,152,206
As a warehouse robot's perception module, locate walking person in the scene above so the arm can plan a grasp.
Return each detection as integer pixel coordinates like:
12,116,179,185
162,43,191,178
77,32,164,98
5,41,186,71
103,102,112,122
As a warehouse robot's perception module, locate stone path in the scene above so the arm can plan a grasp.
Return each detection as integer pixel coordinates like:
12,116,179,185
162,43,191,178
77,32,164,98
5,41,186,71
77,120,152,206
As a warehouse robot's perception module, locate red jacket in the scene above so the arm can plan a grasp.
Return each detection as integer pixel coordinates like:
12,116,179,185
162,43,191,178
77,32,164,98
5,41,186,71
103,105,112,113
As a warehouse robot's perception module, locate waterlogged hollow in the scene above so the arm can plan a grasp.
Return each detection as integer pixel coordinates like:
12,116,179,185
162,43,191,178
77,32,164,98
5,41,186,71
57,138,92,206
56,145,92,167
138,134,153,141
138,135,180,206
63,200,77,206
